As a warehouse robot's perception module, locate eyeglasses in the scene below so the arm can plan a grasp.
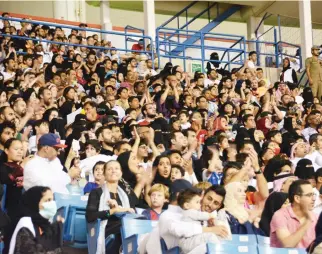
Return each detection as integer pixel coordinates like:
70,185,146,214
298,193,317,198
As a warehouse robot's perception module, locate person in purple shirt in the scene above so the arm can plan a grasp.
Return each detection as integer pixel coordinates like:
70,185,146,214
83,161,105,195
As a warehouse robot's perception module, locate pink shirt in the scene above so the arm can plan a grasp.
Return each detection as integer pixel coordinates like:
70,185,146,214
270,205,318,248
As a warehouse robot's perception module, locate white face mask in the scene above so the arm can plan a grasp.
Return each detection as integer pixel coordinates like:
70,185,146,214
39,200,57,221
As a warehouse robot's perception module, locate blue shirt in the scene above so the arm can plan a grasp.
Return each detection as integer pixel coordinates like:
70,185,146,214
83,182,99,194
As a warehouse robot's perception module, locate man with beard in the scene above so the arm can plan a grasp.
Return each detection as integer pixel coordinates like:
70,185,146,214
1,58,16,82
38,87,53,109
0,121,15,156
96,126,114,156
139,103,157,125
82,51,99,80
0,106,16,124
110,124,123,143
170,131,188,153
201,185,226,214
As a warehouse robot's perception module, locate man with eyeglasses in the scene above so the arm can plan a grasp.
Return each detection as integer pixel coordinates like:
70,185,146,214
270,179,318,248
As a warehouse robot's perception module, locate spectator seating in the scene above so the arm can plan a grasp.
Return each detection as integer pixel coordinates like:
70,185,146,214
160,238,180,254
257,247,307,254
207,242,258,253
54,193,88,248
222,234,258,245
121,216,158,254
86,219,116,254
1,185,6,213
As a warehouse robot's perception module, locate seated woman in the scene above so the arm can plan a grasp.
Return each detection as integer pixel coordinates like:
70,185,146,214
9,186,63,254
83,161,105,195
217,181,265,235
0,138,25,220
259,192,289,236
86,160,144,253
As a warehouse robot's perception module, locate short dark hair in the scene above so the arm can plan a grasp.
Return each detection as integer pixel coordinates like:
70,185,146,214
171,164,185,177
92,161,105,173
242,114,253,124
249,51,257,57
85,139,101,152
0,121,16,135
83,101,97,109
309,133,322,146
204,185,226,209
114,141,130,152
266,130,281,141
177,189,201,210
288,179,311,203
315,167,322,182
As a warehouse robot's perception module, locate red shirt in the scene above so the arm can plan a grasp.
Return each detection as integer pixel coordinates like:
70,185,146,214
131,44,143,51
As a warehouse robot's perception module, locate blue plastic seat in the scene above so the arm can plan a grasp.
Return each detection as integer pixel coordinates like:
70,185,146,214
257,246,307,254
207,243,258,253
160,238,180,254
121,217,158,254
86,219,116,254
1,185,6,212
222,234,258,245
54,193,88,248
256,235,270,246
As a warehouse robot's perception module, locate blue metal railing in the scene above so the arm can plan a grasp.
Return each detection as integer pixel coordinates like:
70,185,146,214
156,27,246,72
0,16,154,62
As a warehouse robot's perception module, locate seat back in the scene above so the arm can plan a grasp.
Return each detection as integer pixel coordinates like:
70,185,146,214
121,217,157,239
207,243,258,253
256,235,270,246
54,193,88,210
64,206,87,248
1,184,6,212
223,234,258,245
87,220,100,254
257,246,307,254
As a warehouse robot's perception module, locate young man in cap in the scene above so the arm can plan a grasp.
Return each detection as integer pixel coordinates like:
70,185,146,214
24,133,80,194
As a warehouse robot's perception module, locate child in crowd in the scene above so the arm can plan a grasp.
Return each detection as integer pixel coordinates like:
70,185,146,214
83,161,105,195
179,111,191,130
28,120,49,154
142,184,169,220
170,164,185,182
177,189,219,254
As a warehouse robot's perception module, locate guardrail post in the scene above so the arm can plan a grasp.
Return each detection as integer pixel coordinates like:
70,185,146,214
274,28,279,67
201,32,205,73
256,39,260,66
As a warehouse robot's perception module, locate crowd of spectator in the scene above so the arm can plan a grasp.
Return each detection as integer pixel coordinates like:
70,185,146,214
0,11,322,254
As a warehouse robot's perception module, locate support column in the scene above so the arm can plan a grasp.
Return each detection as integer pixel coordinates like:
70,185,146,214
66,1,77,22
299,0,313,65
53,0,68,20
78,0,87,23
100,0,113,41
247,16,264,65
143,0,156,45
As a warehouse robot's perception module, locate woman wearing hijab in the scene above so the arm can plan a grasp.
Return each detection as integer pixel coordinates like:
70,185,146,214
85,160,140,253
8,186,63,254
295,159,316,187
217,181,265,235
280,58,298,84
259,192,289,236
308,212,322,253
45,54,64,83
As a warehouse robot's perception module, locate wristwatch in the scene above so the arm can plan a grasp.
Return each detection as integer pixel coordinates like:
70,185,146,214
254,169,262,175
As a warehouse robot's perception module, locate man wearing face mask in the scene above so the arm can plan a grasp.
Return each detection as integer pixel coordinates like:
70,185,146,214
24,133,81,194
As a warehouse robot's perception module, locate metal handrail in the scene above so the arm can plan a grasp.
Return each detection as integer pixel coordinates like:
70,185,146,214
0,16,155,65
158,1,198,28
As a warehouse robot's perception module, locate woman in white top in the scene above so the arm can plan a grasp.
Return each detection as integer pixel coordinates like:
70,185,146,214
280,58,298,84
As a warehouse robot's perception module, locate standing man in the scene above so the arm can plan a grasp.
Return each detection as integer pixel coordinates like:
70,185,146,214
306,45,322,100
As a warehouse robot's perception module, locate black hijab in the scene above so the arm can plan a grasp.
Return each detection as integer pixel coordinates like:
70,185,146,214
45,54,64,82
18,186,51,231
295,158,315,180
259,192,288,236
117,151,137,189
